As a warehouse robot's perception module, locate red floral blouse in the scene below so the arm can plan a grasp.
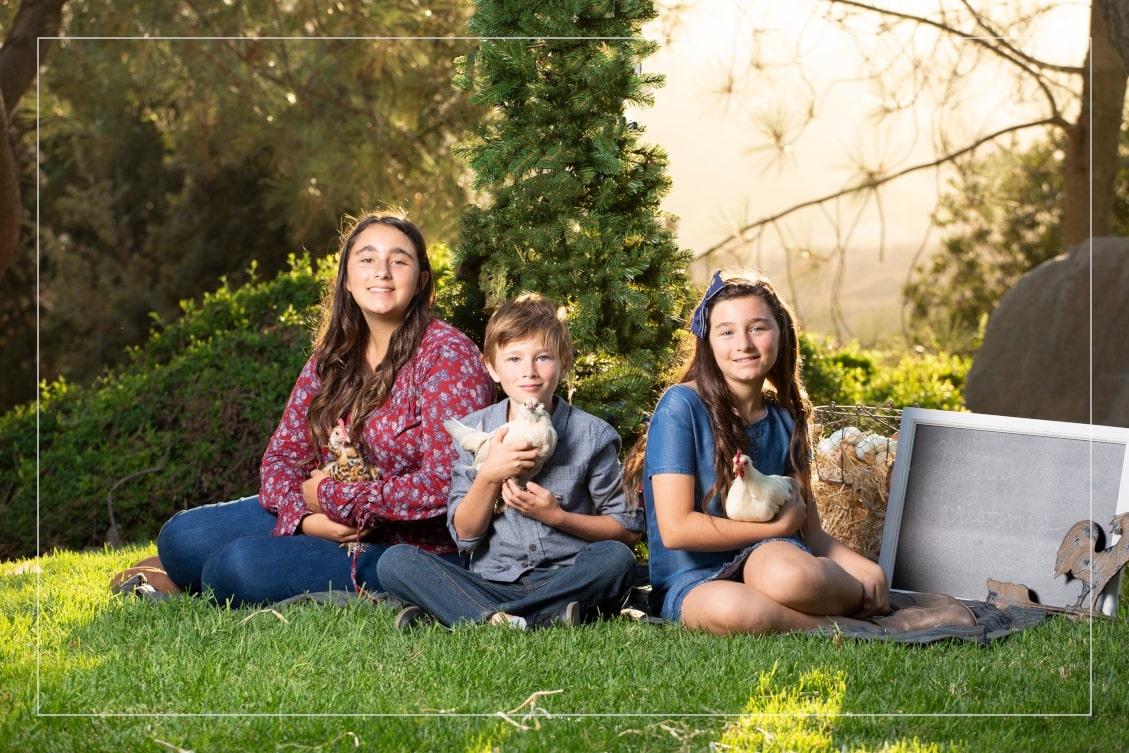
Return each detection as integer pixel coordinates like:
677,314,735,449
258,319,495,554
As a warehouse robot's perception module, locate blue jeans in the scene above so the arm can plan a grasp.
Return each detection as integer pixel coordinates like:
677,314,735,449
376,540,638,627
156,496,459,607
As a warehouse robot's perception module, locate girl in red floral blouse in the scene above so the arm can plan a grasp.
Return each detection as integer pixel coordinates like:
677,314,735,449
126,211,494,606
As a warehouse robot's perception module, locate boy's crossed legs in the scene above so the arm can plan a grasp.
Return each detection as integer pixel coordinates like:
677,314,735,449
377,540,636,629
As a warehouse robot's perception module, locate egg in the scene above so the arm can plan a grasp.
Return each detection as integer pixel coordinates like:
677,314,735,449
818,426,862,457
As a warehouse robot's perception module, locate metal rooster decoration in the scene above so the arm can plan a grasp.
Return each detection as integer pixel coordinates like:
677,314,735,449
1054,512,1129,611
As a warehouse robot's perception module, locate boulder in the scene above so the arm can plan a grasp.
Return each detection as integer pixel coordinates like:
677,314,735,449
964,237,1129,429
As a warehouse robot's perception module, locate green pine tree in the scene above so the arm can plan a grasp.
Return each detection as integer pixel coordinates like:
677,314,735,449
442,0,694,437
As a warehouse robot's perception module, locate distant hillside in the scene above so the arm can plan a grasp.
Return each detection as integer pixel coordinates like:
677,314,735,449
687,241,926,345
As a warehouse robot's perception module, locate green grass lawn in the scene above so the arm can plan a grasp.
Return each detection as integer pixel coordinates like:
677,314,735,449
3,543,1127,752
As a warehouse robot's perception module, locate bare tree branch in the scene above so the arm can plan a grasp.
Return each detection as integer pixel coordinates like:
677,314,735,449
699,116,1059,260
0,0,68,113
0,90,17,285
826,0,1077,119
829,0,1083,77
955,0,1085,76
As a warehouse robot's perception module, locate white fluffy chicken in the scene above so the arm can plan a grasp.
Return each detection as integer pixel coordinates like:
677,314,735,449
443,398,558,489
725,449,797,522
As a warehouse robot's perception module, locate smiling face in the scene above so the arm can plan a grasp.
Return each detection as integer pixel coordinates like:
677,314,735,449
707,293,781,391
343,222,427,325
485,336,563,416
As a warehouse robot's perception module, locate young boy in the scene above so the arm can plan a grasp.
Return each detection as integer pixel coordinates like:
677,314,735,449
376,293,642,629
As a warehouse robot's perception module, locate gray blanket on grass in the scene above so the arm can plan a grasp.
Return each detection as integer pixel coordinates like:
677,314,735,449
269,589,1053,646
801,600,1052,646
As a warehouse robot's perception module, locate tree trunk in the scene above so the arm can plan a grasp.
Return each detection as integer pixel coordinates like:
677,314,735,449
0,90,18,282
1063,0,1129,246
1102,0,1129,70
0,0,69,283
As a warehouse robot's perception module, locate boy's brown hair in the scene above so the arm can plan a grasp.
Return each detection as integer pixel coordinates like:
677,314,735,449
483,293,574,373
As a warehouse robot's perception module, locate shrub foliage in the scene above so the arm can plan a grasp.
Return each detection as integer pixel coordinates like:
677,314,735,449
0,256,328,559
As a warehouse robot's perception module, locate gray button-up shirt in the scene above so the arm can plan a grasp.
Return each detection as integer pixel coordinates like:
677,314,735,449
447,397,642,582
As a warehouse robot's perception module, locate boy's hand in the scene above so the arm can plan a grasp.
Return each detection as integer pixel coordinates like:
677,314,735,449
479,425,541,484
501,479,563,526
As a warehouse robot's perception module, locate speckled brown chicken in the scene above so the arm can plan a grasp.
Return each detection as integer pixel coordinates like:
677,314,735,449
324,418,381,483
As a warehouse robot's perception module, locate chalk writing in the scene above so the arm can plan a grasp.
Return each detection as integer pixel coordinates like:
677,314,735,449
911,503,1059,533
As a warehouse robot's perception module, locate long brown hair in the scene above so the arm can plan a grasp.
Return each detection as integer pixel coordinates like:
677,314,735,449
306,210,434,452
623,270,813,509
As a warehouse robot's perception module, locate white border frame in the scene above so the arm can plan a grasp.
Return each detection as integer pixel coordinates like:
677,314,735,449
879,407,1129,616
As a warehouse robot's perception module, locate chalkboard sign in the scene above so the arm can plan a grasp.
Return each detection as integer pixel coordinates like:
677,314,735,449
879,408,1129,614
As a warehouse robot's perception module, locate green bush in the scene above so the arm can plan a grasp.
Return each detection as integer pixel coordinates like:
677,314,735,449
0,255,330,559
0,258,970,560
801,333,970,412
801,334,878,408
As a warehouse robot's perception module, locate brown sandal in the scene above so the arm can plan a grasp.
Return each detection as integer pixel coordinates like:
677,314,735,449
871,591,978,632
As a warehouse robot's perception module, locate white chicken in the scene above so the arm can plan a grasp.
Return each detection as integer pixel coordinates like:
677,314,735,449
725,449,797,522
443,398,558,488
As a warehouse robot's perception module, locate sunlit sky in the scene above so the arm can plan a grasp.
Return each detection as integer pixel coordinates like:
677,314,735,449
637,0,1092,339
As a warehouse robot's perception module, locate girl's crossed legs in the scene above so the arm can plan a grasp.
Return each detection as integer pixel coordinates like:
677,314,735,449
680,540,868,635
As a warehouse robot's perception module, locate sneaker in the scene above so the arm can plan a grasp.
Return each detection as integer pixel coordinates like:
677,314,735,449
560,600,581,627
393,605,433,630
488,611,526,629
115,573,170,602
527,601,581,630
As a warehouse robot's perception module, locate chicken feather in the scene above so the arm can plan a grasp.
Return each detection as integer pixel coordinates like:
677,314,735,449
443,398,557,488
725,449,796,522
323,418,381,483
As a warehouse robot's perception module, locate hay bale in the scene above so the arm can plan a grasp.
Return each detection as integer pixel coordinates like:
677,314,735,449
813,432,896,562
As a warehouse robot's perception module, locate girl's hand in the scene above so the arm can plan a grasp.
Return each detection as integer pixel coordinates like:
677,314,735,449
298,512,357,543
775,494,807,537
303,469,329,513
852,563,891,618
500,479,563,526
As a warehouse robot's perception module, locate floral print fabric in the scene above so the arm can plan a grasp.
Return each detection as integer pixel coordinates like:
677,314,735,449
259,319,495,553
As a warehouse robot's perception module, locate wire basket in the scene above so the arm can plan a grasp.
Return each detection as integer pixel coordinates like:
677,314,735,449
812,402,902,485
810,402,904,562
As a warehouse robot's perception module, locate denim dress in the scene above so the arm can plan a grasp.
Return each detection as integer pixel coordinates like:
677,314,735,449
642,384,796,622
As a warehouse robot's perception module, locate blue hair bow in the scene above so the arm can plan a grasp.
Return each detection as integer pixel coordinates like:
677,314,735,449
688,270,725,338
